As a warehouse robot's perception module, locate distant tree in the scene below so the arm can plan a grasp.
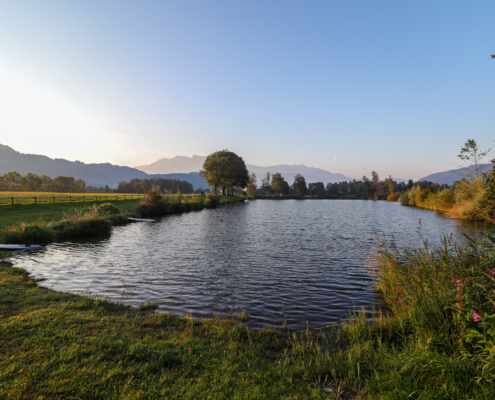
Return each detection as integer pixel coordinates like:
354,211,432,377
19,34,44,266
247,173,257,197
407,179,414,190
457,139,491,180
199,150,249,195
260,172,272,194
271,173,289,195
362,175,372,197
308,182,325,196
104,185,110,193
371,171,380,195
384,175,396,194
293,174,307,197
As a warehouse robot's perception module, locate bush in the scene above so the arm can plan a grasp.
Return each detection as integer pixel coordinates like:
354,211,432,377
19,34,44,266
0,221,54,244
408,185,422,207
436,188,455,210
205,193,219,207
387,192,400,202
50,217,111,240
448,178,486,220
98,203,121,215
400,191,410,205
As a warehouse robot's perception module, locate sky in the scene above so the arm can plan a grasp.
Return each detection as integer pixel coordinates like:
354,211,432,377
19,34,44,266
0,1,493,180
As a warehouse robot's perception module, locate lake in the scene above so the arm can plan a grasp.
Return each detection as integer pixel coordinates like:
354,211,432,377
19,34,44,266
12,200,481,329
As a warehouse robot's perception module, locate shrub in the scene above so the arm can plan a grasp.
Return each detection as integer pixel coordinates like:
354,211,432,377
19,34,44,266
98,203,121,215
0,221,54,244
436,188,455,210
205,193,219,207
387,192,400,202
400,191,410,206
50,217,111,240
408,185,422,207
447,178,486,220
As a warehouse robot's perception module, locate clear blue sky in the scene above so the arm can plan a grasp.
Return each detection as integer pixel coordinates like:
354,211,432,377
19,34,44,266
0,0,493,180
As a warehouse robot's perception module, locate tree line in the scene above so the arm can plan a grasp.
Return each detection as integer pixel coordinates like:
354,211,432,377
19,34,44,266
116,177,194,194
0,172,86,192
246,170,443,199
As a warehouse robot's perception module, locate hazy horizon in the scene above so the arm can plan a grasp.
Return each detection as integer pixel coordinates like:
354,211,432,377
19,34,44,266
0,1,493,180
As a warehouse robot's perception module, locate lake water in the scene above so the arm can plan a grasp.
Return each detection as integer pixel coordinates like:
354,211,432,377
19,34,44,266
12,200,481,329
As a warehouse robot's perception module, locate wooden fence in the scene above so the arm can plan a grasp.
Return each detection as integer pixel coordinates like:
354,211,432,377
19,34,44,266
0,194,145,206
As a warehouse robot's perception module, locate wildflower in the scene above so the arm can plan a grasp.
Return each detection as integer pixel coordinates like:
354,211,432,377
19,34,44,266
492,269,495,275
473,311,479,322
457,280,460,283
189,348,192,353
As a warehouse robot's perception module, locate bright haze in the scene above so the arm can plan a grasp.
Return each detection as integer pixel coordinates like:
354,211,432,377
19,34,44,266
0,1,493,181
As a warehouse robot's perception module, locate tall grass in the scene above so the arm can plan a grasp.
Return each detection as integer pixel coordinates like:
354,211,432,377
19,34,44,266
0,204,121,244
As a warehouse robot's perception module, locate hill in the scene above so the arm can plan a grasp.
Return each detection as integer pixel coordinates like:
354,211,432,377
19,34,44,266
419,164,494,185
0,144,208,189
136,155,354,185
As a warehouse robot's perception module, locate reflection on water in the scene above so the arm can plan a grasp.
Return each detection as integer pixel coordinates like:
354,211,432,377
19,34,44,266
13,200,481,329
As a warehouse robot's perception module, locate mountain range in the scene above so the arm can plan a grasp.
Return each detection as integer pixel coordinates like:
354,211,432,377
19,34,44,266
136,156,353,186
0,144,207,189
2,143,485,190
419,164,494,185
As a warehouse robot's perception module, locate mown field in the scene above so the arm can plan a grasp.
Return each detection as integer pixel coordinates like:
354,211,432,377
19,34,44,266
0,192,144,206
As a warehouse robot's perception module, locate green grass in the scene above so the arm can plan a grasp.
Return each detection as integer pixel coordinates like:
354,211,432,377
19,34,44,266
0,200,142,231
0,192,144,206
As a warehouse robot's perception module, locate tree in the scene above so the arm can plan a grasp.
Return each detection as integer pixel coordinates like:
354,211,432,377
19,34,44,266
271,173,289,195
260,172,271,194
407,179,414,190
362,176,372,197
308,182,325,196
479,160,495,221
371,171,380,195
247,173,257,197
199,150,249,195
293,174,307,197
384,175,396,194
458,139,491,180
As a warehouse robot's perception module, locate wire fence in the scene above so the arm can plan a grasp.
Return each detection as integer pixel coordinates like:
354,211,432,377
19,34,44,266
0,194,145,206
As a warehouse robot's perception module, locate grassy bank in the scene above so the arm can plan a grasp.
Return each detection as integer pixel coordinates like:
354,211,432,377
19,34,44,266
0,192,144,206
2,231,495,398
0,194,245,244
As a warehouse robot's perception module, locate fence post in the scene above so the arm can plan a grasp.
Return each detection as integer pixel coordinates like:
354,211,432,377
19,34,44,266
83,196,85,202
34,197,36,204
53,197,55,203
11,197,13,205
69,196,71,203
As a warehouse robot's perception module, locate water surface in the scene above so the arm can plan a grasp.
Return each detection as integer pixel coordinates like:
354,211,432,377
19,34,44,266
13,200,480,329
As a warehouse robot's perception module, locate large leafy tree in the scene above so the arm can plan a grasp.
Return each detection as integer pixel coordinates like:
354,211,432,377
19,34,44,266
293,173,307,197
199,150,249,195
271,173,289,195
308,182,325,196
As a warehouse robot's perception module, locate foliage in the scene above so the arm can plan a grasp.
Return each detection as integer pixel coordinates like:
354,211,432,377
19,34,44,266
293,173,308,197
478,162,495,222
457,138,491,179
246,173,257,197
386,192,400,202
116,177,193,194
98,203,122,215
199,150,249,195
308,182,325,196
0,172,86,192
271,173,289,195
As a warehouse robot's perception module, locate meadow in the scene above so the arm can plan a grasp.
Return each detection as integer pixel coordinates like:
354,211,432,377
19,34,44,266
0,191,144,206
